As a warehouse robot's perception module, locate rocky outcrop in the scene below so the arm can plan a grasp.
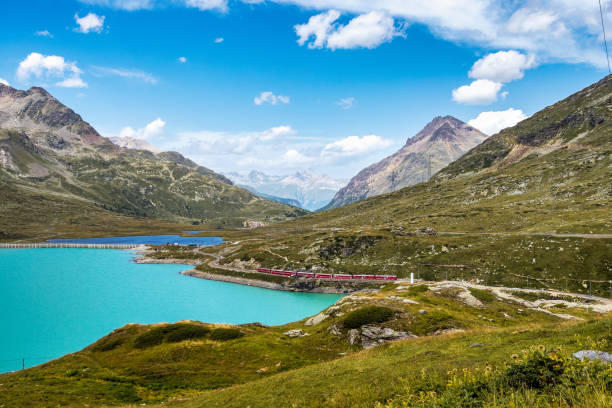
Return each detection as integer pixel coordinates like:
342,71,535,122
360,325,416,349
573,350,612,363
284,329,309,338
324,116,489,209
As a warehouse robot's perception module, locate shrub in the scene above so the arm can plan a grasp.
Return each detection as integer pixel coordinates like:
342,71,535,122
133,327,167,349
343,306,394,329
165,324,210,343
92,337,123,352
468,288,496,303
210,328,244,341
134,324,212,348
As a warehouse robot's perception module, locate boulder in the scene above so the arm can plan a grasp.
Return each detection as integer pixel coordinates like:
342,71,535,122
284,329,309,338
347,329,360,345
328,324,342,336
304,312,328,326
573,350,612,364
360,325,416,349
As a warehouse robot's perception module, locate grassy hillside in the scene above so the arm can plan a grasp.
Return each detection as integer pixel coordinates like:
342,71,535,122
0,282,609,407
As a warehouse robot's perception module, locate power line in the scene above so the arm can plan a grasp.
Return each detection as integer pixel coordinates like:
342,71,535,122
599,0,611,73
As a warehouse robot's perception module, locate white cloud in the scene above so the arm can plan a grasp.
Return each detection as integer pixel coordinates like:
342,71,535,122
263,0,611,68
214,37,224,43
56,77,88,88
0,78,9,86
171,125,296,155
92,66,158,84
119,118,166,140
35,30,53,37
506,9,558,34
452,79,502,105
74,0,612,67
254,91,290,105
17,52,87,88
295,10,404,50
74,13,105,34
337,97,355,109
183,0,228,11
178,56,187,63
469,50,536,82
321,134,392,158
468,108,527,135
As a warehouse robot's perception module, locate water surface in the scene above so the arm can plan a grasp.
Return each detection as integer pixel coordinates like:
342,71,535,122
0,248,342,373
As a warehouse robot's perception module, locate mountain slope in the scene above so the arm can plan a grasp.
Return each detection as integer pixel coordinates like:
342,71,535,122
305,75,611,233
324,116,489,209
0,84,305,235
226,170,345,211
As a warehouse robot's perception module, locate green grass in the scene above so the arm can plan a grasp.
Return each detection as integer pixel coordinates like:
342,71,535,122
156,317,612,408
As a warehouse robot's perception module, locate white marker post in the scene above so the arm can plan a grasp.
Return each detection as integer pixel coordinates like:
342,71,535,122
410,272,414,284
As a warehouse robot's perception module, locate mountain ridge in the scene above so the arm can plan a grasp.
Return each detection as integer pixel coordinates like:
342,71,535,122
323,115,489,210
0,84,305,234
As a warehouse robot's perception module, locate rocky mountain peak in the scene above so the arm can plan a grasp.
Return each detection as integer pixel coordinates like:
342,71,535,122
323,115,489,210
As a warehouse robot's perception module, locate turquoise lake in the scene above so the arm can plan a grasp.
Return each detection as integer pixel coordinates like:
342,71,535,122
0,248,342,373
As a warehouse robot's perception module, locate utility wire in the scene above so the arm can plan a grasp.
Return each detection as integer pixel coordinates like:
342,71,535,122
599,0,611,73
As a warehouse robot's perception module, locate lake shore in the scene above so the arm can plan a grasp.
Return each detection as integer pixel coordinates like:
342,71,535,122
132,247,365,294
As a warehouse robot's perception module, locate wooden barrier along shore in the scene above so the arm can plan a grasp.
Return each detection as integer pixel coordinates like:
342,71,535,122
0,243,141,249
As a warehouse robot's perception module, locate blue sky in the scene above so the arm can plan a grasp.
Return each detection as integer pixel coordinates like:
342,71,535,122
0,0,609,178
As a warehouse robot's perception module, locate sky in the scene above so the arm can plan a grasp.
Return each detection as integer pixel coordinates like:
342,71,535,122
0,0,610,178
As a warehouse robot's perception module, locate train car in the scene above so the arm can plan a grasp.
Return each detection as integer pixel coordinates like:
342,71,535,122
283,271,294,277
297,272,315,278
315,273,333,279
257,268,271,274
363,275,377,280
385,275,398,281
333,274,352,280
351,275,366,280
270,270,285,276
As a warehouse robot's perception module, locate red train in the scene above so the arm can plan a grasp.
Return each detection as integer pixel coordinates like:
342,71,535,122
256,268,397,281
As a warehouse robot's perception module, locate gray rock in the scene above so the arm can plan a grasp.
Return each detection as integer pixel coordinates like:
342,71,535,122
347,329,360,345
573,350,612,363
469,343,484,348
284,329,309,338
328,324,342,336
419,309,427,314
360,325,416,349
304,312,328,326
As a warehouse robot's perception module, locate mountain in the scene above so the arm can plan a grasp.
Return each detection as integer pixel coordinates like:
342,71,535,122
239,185,302,208
0,84,305,236
324,116,489,209
225,170,346,211
109,136,164,154
306,75,611,234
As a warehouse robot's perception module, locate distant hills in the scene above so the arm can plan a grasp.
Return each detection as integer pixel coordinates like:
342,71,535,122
324,116,489,210
0,84,305,236
225,170,346,211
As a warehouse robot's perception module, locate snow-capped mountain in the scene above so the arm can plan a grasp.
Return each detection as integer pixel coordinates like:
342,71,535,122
225,170,346,211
